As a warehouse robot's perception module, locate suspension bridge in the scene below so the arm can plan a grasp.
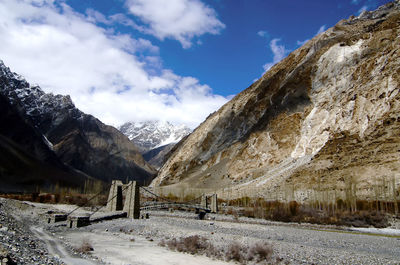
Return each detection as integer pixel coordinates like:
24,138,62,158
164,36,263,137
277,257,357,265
46,180,218,228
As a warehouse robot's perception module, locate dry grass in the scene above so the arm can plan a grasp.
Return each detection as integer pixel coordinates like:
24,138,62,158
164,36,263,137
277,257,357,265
222,198,392,228
75,238,93,253
159,236,275,264
0,192,108,207
160,235,211,255
247,242,273,263
225,242,245,262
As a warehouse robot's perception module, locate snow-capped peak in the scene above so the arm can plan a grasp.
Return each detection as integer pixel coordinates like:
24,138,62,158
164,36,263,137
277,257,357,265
119,120,192,152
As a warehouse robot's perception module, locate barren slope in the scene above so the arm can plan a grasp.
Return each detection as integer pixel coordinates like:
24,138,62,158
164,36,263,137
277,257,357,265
152,2,400,202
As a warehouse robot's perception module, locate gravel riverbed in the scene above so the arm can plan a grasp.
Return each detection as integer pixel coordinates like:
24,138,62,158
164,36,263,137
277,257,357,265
0,198,62,264
1,198,400,264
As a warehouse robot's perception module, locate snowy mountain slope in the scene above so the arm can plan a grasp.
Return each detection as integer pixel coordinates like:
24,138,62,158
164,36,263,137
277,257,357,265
119,121,191,153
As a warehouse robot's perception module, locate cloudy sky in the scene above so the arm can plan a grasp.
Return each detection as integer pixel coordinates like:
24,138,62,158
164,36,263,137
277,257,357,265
0,0,390,128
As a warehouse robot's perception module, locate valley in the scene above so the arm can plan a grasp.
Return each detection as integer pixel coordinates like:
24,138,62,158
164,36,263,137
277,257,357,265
1,1,400,264
1,198,400,265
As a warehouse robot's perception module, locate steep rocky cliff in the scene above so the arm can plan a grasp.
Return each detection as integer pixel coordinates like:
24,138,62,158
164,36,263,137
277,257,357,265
0,94,88,192
0,61,156,185
153,2,400,203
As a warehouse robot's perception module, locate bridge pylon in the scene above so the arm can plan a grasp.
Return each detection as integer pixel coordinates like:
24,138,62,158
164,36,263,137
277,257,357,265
210,194,218,213
106,180,140,219
200,194,218,213
123,181,140,219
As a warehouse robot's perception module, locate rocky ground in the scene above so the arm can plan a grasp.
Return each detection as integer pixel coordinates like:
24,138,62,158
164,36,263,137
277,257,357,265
0,198,400,264
0,198,62,264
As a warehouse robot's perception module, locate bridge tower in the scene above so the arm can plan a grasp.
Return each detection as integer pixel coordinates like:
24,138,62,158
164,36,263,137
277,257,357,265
123,181,140,219
210,194,218,213
201,194,208,209
106,180,123,211
106,180,140,219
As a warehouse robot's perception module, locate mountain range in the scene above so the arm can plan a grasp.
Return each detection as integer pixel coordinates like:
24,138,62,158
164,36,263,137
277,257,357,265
119,121,191,169
0,60,155,190
152,2,400,203
119,121,191,153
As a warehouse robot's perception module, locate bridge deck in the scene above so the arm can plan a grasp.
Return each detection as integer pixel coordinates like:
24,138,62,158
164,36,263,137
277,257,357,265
140,202,210,212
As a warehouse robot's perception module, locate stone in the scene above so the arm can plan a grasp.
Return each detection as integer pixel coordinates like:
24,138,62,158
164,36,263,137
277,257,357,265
66,216,90,228
47,214,67,224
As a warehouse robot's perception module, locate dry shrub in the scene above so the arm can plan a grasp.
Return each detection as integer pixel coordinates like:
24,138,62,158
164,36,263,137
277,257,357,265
243,207,255,218
75,238,93,253
163,235,210,255
248,242,273,263
226,241,274,264
160,236,276,264
227,198,390,228
225,242,245,263
338,211,388,228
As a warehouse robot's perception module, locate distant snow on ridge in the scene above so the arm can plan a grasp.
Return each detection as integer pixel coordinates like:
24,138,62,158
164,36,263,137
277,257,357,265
119,120,192,152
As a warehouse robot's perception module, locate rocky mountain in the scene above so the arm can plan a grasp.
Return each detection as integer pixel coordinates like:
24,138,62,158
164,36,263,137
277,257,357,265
119,121,191,153
142,141,186,170
0,60,156,186
0,94,88,192
152,2,400,203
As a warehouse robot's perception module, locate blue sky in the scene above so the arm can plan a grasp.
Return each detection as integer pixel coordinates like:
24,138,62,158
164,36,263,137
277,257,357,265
0,0,391,128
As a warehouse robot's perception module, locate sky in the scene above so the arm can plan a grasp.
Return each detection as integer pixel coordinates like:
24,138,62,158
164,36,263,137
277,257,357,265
0,0,392,129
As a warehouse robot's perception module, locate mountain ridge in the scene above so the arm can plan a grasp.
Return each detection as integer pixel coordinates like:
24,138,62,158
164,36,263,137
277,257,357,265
152,1,400,203
119,120,191,153
0,60,156,186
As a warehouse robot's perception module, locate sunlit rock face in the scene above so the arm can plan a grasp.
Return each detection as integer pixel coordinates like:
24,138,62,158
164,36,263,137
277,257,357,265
152,2,400,202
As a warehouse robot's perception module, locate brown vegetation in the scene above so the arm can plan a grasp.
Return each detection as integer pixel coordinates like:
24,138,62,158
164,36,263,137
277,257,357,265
75,238,93,253
221,197,395,228
159,235,275,264
0,179,108,207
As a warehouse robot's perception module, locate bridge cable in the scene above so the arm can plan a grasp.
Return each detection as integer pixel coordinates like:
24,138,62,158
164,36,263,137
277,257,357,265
66,184,111,217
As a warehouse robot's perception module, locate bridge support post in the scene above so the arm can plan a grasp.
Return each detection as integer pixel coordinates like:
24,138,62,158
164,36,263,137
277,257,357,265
201,194,208,209
123,181,140,219
106,180,123,211
210,194,218,213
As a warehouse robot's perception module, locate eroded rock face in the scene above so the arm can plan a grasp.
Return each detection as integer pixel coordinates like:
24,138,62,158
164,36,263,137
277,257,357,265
0,61,155,185
153,2,400,202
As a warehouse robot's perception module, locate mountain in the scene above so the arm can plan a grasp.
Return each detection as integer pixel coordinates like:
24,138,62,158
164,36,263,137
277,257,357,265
152,2,400,203
0,60,156,186
119,121,192,153
0,94,88,192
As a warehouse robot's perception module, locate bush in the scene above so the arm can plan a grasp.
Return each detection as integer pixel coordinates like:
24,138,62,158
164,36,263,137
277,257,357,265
226,197,390,228
338,211,388,228
75,239,93,253
160,236,275,264
225,242,245,263
247,242,273,263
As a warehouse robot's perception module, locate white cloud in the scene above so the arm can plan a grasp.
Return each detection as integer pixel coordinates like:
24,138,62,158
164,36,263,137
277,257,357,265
296,24,326,47
358,5,368,14
352,0,380,14
125,0,225,48
263,38,289,72
257,30,269,38
316,25,326,35
296,39,309,46
0,0,228,128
